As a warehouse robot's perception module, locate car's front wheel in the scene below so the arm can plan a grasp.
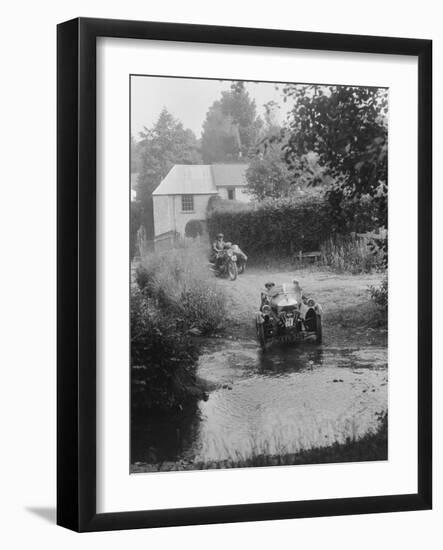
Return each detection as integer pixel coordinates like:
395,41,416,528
256,321,267,351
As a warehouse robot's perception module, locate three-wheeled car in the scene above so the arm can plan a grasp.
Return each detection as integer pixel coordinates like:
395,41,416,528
255,282,322,350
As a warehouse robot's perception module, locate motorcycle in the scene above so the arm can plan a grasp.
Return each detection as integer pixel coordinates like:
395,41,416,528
230,244,247,274
210,246,238,280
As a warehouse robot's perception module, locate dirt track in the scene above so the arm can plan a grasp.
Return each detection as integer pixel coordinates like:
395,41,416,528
214,266,386,347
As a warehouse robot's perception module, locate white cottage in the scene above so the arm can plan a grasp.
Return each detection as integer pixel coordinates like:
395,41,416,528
152,164,250,246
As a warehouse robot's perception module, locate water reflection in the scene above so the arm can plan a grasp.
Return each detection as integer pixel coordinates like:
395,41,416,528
257,345,325,375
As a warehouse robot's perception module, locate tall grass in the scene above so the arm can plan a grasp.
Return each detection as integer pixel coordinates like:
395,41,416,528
135,242,227,334
320,234,384,274
369,274,388,309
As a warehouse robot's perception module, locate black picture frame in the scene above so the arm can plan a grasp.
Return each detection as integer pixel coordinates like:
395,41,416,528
57,17,432,532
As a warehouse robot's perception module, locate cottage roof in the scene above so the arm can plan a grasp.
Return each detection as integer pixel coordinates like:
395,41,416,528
152,165,218,196
211,164,248,187
153,163,249,196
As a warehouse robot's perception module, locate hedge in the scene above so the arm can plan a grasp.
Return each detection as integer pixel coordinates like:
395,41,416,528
207,196,333,256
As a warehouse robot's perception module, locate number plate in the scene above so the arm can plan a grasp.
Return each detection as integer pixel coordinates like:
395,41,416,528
285,317,294,327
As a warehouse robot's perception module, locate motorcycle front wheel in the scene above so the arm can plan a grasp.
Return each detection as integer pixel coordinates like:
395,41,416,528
228,261,238,281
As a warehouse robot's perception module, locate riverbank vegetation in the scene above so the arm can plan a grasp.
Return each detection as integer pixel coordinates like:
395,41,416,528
131,288,203,413
132,244,227,414
136,244,227,334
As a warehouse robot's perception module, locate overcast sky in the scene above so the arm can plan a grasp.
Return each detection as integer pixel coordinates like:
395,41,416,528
130,76,290,140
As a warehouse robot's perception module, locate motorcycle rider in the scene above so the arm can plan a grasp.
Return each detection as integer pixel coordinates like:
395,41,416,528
212,233,225,254
211,233,225,270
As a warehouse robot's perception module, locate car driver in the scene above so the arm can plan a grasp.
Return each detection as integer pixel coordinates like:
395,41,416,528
261,281,275,308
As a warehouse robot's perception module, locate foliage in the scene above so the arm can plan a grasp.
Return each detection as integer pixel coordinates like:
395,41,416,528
134,109,202,238
245,145,295,200
131,288,201,413
366,228,388,270
369,274,388,309
246,149,329,202
246,110,330,201
131,135,143,173
208,195,332,257
201,82,263,163
135,243,227,334
130,200,143,259
278,84,388,231
184,219,204,238
320,234,385,274
207,195,251,215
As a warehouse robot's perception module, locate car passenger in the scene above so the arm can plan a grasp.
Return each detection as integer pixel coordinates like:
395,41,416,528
292,279,306,303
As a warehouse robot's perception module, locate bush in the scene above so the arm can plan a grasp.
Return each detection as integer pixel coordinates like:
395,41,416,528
208,195,332,257
131,288,202,413
320,234,385,274
135,243,227,334
184,219,204,238
369,275,388,309
207,195,250,215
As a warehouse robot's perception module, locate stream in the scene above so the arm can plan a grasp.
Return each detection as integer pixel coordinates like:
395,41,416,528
131,338,387,468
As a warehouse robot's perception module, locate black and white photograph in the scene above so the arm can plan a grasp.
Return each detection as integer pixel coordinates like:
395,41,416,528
130,75,389,473
0,0,437,543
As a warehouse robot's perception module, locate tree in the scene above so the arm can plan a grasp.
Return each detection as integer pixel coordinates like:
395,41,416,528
246,108,328,201
246,145,294,201
131,135,142,173
280,84,388,230
201,82,263,163
246,148,328,201
134,109,202,238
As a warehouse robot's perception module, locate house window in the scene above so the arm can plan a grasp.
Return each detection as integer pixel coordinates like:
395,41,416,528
227,188,235,200
181,195,194,211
